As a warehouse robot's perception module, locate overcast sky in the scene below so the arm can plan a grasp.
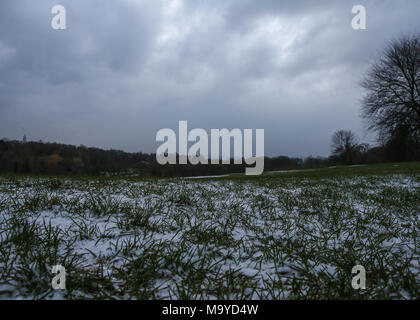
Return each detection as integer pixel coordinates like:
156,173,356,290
0,0,419,158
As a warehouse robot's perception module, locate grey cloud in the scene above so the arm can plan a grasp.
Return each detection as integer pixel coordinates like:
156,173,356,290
0,0,419,157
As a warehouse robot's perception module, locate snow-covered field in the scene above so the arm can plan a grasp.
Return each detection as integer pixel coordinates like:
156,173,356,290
0,171,419,299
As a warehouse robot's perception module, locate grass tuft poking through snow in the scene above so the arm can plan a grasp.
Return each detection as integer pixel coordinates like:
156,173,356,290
0,164,419,299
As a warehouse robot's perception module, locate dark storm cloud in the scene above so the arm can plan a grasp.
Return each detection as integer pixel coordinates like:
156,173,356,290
0,0,419,157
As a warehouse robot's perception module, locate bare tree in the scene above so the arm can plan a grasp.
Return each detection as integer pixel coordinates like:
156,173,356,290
361,34,420,145
331,130,361,165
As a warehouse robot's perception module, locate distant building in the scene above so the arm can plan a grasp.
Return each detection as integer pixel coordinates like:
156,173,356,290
23,135,27,143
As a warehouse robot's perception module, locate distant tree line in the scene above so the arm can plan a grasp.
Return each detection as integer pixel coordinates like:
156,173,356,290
0,140,153,176
0,139,303,177
0,137,417,177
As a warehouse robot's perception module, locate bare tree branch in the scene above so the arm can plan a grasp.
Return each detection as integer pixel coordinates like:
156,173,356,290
361,34,420,143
